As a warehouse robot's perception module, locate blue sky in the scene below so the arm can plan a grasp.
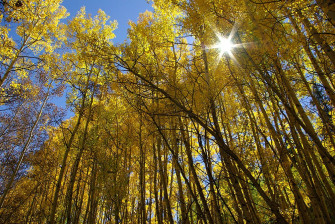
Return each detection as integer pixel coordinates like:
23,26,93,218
62,0,153,43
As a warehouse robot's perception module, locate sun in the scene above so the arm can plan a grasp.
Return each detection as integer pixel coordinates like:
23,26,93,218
215,36,235,58
217,36,234,54
209,24,251,64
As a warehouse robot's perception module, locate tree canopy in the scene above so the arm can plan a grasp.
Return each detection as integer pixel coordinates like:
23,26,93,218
0,0,335,223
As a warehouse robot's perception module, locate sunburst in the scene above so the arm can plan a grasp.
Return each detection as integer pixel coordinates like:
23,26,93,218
215,36,235,58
